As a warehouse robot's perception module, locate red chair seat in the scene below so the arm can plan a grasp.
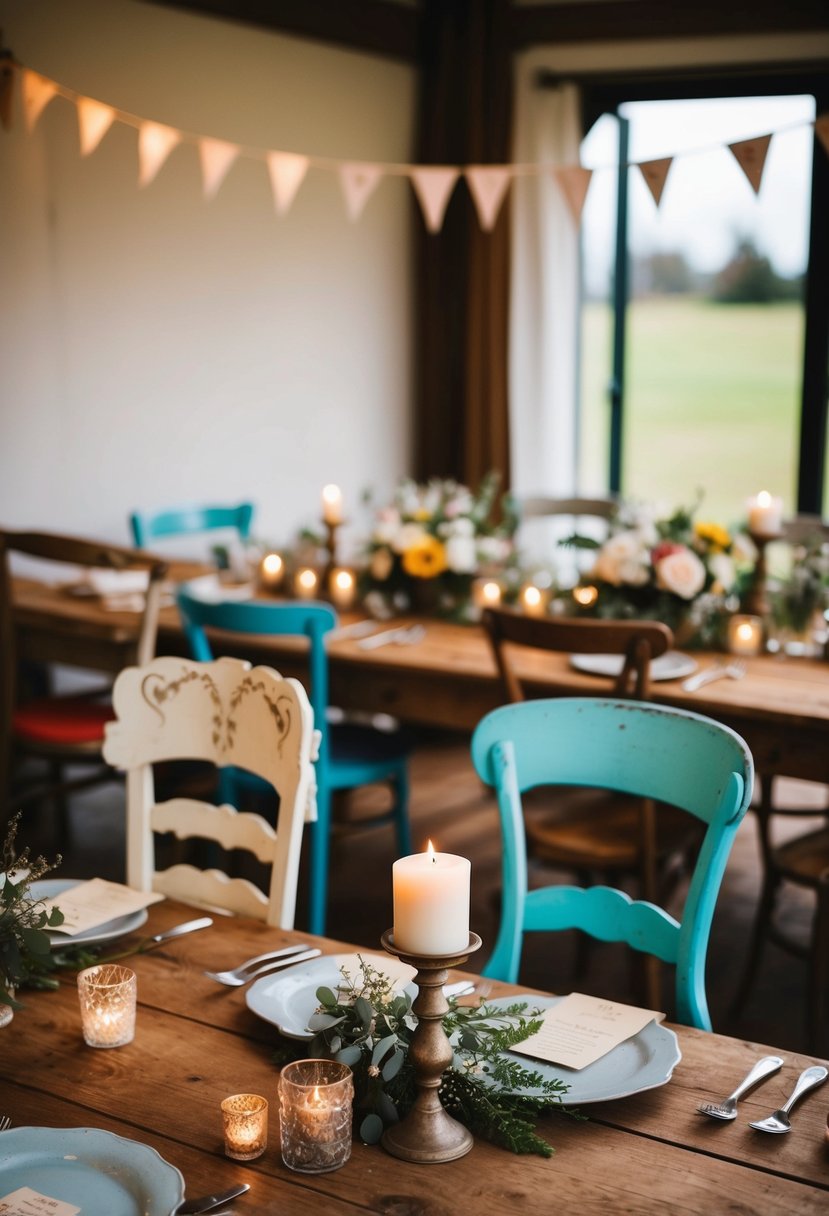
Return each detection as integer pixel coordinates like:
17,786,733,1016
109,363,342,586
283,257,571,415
13,697,115,745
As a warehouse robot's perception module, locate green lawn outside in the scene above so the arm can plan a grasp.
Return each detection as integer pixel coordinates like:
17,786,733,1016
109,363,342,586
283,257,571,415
579,297,807,528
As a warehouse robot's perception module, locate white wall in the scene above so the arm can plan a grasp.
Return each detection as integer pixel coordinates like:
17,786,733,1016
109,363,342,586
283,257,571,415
0,0,416,556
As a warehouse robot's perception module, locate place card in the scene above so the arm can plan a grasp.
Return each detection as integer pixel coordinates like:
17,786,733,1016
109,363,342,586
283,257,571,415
43,878,163,937
0,1187,80,1216
510,992,665,1071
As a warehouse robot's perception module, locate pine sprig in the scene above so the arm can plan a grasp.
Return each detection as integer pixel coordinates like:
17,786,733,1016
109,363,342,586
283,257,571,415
279,956,574,1157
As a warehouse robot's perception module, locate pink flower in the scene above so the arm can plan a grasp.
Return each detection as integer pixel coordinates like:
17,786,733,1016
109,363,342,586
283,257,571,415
654,546,706,600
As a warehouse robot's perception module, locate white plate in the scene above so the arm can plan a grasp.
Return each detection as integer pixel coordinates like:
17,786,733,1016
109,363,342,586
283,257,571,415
31,879,149,950
570,651,698,682
482,994,681,1106
246,952,417,1040
182,573,254,602
0,1127,184,1216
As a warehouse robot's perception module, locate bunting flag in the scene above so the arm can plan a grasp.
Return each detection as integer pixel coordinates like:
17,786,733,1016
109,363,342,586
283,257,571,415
637,157,673,208
76,97,116,156
465,166,511,230
21,69,57,132
728,134,772,196
5,62,829,235
553,165,593,226
137,121,181,187
339,162,383,221
409,166,459,233
199,136,240,199
266,150,309,215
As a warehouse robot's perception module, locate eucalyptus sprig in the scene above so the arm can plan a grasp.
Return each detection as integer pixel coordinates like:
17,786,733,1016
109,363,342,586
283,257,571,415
291,957,570,1157
0,813,65,1006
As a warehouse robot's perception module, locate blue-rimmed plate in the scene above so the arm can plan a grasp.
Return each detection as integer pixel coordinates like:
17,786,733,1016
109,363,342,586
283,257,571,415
29,879,149,950
481,994,681,1106
0,1127,184,1215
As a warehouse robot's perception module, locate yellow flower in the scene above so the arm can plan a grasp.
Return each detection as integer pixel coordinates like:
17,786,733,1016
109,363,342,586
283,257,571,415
402,535,448,579
694,521,731,551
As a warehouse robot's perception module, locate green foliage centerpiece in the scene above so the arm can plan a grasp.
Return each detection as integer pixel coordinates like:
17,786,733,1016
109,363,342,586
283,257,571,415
0,814,64,1013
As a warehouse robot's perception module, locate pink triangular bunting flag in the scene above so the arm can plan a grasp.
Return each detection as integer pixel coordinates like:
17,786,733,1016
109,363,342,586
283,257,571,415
22,69,58,133
464,166,511,231
199,136,240,200
553,165,593,226
637,156,673,208
265,151,309,216
138,121,181,187
728,134,772,196
814,114,829,159
338,162,383,221
409,167,460,233
77,97,116,156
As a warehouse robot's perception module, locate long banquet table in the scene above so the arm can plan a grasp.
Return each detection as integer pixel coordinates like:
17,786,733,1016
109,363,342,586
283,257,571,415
12,576,829,786
3,898,829,1213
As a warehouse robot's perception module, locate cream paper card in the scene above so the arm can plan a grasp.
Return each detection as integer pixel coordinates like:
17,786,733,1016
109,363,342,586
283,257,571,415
0,1187,80,1215
511,992,665,1070
43,878,163,937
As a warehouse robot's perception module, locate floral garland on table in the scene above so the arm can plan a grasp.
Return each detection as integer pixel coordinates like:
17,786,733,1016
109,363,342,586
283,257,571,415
358,472,519,621
562,500,754,642
272,957,571,1157
0,814,64,1010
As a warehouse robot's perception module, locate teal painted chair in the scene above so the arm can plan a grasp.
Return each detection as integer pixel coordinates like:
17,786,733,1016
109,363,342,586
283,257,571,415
130,503,254,548
471,698,753,1030
176,589,412,935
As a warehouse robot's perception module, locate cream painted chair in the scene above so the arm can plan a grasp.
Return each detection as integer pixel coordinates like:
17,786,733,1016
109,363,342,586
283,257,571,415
103,656,318,928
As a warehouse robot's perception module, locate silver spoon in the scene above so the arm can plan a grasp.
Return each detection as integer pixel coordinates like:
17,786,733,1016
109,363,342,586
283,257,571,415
749,1064,828,1133
697,1054,783,1121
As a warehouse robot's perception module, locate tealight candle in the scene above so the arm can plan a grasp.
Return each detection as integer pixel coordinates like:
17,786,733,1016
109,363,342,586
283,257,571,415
572,584,599,608
294,567,319,600
520,582,549,617
221,1093,268,1161
727,614,764,657
77,964,137,1049
321,484,344,526
329,567,356,610
259,551,285,591
747,491,783,538
393,840,471,956
472,578,502,609
279,1060,353,1174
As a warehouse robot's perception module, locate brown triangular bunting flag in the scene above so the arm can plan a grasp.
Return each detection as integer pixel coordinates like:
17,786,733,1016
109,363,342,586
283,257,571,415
728,134,772,196
814,114,829,159
637,157,673,208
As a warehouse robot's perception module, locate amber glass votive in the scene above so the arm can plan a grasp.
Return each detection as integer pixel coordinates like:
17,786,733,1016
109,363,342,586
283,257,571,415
222,1093,269,1161
279,1060,353,1174
727,614,764,656
77,964,137,1048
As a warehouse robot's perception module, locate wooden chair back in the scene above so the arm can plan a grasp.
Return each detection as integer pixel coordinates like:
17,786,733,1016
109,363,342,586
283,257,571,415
471,697,753,1029
482,607,673,701
103,656,317,928
130,503,254,548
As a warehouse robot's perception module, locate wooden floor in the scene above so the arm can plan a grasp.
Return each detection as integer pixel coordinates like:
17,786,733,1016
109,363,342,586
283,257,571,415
24,726,823,1057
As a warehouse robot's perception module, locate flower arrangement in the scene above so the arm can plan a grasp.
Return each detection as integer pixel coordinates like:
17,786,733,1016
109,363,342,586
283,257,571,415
0,814,64,1012
359,472,518,621
563,500,752,639
770,533,829,638
289,957,569,1157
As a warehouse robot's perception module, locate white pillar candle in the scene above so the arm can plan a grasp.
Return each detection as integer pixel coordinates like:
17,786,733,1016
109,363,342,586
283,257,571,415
747,491,783,537
322,484,344,526
393,841,470,956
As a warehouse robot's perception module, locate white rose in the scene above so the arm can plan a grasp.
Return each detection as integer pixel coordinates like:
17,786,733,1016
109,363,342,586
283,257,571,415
477,535,511,563
709,552,736,594
373,508,401,546
655,548,706,599
591,532,649,586
391,522,428,554
445,534,477,574
438,516,475,539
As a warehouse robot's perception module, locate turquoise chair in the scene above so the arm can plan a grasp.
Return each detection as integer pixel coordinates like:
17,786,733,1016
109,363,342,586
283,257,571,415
471,698,753,1030
176,590,412,936
130,503,254,548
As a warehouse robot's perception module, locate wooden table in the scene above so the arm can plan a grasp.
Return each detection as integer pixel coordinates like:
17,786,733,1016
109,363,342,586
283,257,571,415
13,577,829,785
3,899,828,1214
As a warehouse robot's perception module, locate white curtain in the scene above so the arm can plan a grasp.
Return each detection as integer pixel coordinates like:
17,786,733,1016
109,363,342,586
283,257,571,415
509,71,583,504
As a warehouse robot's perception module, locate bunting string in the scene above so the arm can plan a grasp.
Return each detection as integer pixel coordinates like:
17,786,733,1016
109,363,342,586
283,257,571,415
4,57,828,232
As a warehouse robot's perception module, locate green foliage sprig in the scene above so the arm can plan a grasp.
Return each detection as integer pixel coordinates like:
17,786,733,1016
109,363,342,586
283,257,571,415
291,957,570,1157
0,814,64,1006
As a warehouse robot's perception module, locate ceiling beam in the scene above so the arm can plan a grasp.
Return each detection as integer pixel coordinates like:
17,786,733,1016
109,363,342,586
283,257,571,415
141,0,422,63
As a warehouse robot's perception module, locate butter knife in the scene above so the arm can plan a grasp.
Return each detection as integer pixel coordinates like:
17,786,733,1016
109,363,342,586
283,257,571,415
176,1183,250,1214
145,916,214,947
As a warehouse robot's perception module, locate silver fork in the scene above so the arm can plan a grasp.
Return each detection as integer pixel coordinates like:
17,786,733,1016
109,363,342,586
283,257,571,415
205,946,321,987
682,660,746,693
697,1055,783,1120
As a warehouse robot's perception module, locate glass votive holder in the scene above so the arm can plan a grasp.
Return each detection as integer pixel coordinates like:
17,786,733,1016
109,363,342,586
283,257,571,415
329,566,356,610
259,551,285,591
294,566,319,600
279,1059,354,1174
221,1093,269,1161
727,613,764,656
77,964,137,1049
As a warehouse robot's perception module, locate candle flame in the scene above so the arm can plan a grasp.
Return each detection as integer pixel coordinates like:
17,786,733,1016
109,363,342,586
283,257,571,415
426,839,436,862
756,490,772,507
262,553,283,576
